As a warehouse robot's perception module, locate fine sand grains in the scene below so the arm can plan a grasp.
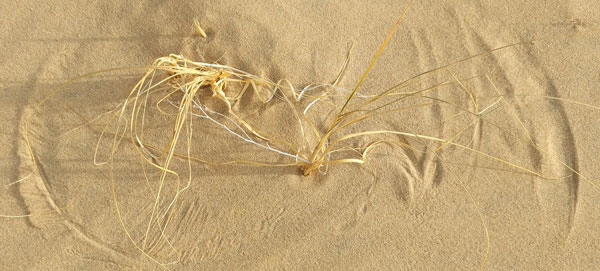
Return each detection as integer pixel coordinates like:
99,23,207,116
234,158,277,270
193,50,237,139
3,1,600,270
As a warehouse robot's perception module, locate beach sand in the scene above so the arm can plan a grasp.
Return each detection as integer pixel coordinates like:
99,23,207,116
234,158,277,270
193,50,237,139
2,1,600,270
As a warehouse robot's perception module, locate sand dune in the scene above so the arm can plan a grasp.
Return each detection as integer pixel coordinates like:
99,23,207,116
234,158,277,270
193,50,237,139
2,1,600,270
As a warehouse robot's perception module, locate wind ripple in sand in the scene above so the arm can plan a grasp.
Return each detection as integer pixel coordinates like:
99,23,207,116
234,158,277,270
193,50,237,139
17,107,138,267
411,12,580,239
478,29,580,238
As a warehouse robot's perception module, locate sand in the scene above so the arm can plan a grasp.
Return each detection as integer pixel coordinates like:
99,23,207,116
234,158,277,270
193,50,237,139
2,0,600,270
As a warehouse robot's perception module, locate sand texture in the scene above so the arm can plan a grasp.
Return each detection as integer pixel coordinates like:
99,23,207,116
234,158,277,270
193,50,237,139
2,1,600,270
